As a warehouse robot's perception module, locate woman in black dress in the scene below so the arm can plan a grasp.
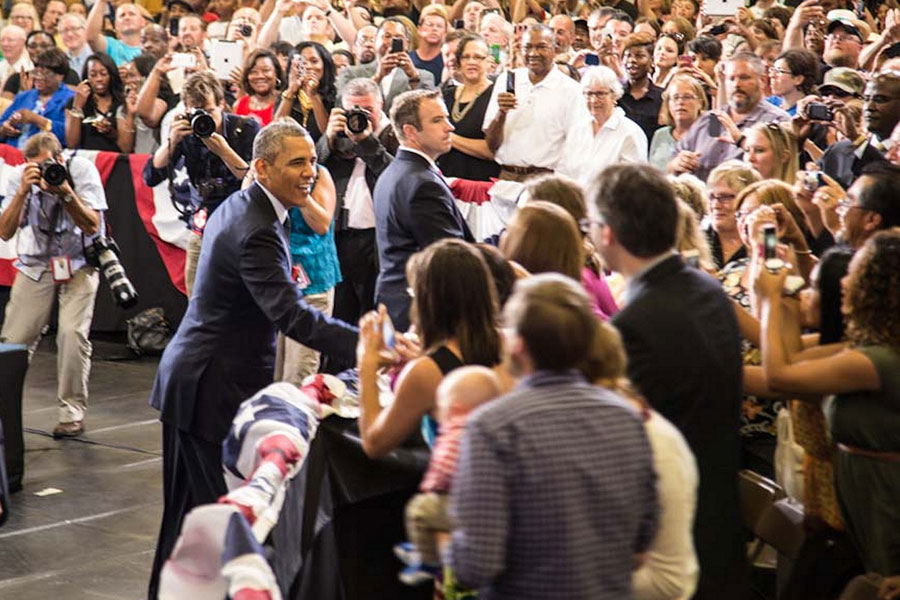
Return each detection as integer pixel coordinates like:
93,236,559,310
64,53,133,152
273,41,335,143
438,34,499,181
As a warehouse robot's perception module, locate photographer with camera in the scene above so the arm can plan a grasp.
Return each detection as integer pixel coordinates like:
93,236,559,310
143,70,260,296
317,77,398,324
0,132,106,439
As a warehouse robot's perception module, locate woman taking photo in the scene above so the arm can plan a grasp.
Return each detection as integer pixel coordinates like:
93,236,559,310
233,49,284,127
65,53,134,152
558,66,647,188
274,41,335,142
356,239,501,458
756,229,900,577
650,75,707,172
437,34,499,181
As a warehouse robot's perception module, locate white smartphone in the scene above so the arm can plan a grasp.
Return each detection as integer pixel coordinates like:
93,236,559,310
171,52,196,69
703,0,745,17
210,40,244,80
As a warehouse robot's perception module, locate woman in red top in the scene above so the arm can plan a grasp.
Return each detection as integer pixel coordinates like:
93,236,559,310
233,49,283,127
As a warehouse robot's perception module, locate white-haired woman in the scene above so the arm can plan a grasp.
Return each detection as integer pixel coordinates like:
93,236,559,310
556,66,647,189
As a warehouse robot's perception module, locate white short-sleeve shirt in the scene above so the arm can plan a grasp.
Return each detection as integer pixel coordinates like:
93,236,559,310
482,66,582,170
556,107,648,189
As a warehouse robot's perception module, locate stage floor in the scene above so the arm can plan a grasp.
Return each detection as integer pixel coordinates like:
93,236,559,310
0,340,162,600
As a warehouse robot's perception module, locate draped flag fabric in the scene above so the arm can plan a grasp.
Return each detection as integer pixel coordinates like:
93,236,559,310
0,145,190,295
159,376,349,600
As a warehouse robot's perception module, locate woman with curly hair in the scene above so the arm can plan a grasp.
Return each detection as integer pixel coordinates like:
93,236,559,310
273,41,335,142
756,228,900,576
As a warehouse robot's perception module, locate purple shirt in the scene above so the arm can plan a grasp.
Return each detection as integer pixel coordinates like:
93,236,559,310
675,100,789,181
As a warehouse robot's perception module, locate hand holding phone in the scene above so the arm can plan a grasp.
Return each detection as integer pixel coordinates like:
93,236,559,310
584,53,599,66
171,52,196,69
390,37,404,54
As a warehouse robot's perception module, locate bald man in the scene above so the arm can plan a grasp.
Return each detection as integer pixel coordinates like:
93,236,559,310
549,14,575,61
401,366,502,580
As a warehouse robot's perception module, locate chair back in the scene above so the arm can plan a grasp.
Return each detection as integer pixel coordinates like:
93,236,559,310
738,469,785,532
755,497,805,559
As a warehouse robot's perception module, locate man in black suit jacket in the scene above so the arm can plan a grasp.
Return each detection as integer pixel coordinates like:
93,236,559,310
589,164,746,599
373,89,473,331
147,121,358,599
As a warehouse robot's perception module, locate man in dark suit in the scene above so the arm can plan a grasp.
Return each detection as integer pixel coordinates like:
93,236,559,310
316,77,399,325
588,164,746,599
373,88,473,331
147,120,358,599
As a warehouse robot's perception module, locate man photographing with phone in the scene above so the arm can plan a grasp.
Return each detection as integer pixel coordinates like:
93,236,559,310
670,53,788,181
143,71,260,296
337,18,435,113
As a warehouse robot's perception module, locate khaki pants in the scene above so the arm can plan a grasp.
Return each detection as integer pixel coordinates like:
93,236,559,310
184,230,203,298
1,267,99,423
273,289,334,385
405,492,450,565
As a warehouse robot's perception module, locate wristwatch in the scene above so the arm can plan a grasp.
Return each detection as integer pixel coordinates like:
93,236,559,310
60,193,73,204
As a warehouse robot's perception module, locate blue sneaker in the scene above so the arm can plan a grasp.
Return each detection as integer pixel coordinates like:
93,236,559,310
393,542,421,567
399,563,440,586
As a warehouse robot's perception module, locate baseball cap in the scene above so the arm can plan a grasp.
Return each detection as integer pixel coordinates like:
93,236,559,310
827,17,865,42
819,67,865,96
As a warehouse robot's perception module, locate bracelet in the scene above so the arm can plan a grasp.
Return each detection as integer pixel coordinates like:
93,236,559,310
281,89,296,100
409,77,420,85
324,7,332,16
41,119,52,132
794,248,813,255
69,109,85,119
733,133,745,148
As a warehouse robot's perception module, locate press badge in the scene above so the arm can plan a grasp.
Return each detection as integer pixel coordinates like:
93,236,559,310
292,262,311,290
50,255,72,282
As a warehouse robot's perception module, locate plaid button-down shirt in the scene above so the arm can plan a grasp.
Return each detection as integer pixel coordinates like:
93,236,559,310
448,370,659,600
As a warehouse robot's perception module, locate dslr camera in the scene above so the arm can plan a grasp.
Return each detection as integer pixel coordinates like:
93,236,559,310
40,159,68,187
185,109,216,138
239,23,253,37
84,236,139,309
344,107,370,135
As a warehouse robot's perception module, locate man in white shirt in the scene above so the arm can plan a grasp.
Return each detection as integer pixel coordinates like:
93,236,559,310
0,25,31,90
484,24,582,181
59,14,92,78
317,77,399,324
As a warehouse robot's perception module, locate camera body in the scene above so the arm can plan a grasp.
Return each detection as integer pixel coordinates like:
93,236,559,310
84,237,139,309
806,102,833,121
345,107,370,135
39,159,68,187
185,109,216,138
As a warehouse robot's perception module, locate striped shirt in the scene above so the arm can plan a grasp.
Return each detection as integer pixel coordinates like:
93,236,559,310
448,370,659,600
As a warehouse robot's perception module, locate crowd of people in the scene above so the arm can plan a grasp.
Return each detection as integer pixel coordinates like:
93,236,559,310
1,0,900,597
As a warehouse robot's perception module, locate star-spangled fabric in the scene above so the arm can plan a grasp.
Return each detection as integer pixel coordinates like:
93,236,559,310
159,376,347,599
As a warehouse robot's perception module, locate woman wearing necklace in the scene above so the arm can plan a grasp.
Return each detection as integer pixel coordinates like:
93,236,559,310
273,41,335,143
233,49,284,127
65,53,131,152
437,34,499,181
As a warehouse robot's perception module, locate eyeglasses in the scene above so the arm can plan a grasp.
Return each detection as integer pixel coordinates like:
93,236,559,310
11,15,33,21
709,193,736,204
826,33,860,44
734,208,752,220
578,217,606,231
583,90,612,99
836,200,866,213
768,66,793,76
669,94,698,102
60,26,85,34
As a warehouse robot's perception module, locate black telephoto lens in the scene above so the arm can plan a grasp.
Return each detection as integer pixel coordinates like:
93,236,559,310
40,159,67,187
239,23,253,36
189,109,216,138
345,107,370,135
